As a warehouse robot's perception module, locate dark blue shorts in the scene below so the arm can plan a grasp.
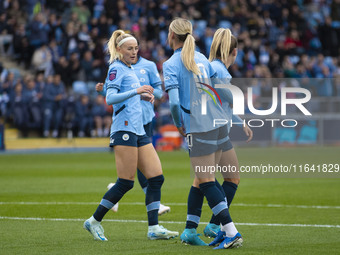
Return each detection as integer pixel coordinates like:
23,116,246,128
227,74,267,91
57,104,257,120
109,131,151,147
187,125,233,157
143,122,153,137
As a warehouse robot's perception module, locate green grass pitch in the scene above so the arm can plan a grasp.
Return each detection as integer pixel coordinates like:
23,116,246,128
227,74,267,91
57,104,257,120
0,147,339,254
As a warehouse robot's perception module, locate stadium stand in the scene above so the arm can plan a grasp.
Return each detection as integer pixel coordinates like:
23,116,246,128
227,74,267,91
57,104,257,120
0,0,339,143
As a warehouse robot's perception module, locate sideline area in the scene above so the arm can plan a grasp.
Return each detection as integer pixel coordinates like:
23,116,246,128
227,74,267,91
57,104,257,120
3,127,108,150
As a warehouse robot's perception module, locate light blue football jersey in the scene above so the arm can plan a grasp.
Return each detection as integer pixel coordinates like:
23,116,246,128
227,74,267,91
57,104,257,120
105,60,145,136
211,59,233,132
211,59,232,79
163,48,217,133
133,57,162,125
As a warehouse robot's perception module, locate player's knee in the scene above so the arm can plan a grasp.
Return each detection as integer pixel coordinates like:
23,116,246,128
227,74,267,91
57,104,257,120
147,174,164,189
198,178,215,184
193,177,200,187
224,178,240,185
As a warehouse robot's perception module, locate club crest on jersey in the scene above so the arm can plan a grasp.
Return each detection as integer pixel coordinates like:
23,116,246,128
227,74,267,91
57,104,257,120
122,134,129,141
109,69,117,81
140,69,146,74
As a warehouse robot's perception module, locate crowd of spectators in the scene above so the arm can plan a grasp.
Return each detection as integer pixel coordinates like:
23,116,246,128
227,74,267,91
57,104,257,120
0,0,340,137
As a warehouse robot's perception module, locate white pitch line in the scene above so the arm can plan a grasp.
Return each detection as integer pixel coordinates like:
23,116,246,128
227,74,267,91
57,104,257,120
0,216,339,228
231,203,340,210
0,201,339,209
0,202,100,205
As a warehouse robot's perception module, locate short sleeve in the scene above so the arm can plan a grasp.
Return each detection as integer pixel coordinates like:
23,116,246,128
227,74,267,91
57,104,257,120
163,61,179,92
105,65,124,91
148,62,162,88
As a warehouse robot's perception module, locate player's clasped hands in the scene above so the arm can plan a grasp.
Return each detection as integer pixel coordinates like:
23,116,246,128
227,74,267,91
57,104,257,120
138,85,155,104
137,85,154,94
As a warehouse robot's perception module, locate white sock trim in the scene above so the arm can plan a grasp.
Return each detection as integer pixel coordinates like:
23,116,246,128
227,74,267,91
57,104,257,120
221,222,238,237
89,216,100,224
148,224,159,230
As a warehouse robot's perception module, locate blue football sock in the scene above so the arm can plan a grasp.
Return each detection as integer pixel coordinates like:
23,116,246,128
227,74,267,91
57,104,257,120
93,178,134,222
199,181,232,226
137,169,148,194
146,175,164,226
209,180,226,225
185,186,204,229
222,181,238,207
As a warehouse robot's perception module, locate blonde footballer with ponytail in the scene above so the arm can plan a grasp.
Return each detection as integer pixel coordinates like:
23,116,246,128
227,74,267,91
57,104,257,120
84,27,179,242
164,19,245,248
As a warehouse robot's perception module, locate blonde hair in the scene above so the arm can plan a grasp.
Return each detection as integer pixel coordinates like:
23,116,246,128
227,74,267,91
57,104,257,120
209,28,238,63
107,30,135,63
169,18,200,75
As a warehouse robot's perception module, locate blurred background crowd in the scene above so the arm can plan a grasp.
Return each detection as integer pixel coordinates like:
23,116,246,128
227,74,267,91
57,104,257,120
0,0,340,138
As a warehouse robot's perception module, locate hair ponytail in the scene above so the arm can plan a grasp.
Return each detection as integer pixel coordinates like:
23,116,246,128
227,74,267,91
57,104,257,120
169,18,200,75
107,29,135,63
182,34,200,75
209,28,238,64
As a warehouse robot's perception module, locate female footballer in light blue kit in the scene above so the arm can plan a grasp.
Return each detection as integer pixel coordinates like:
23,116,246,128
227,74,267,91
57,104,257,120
84,29,178,241
163,18,245,249
203,28,253,244
96,55,171,215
